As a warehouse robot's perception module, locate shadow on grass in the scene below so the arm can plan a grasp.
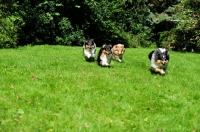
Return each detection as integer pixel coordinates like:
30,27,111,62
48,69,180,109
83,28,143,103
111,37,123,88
99,65,114,68
84,58,96,63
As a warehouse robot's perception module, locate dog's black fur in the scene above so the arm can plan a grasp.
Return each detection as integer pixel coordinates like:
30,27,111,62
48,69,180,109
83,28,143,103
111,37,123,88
148,48,170,75
97,44,112,67
83,39,96,61
148,49,169,62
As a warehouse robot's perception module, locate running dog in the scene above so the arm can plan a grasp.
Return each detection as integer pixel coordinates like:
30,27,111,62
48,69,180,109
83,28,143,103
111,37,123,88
111,44,125,62
83,39,96,61
148,48,170,75
97,44,112,67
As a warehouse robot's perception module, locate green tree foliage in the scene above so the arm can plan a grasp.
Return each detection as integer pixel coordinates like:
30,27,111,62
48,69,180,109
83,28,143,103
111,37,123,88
158,0,200,51
148,0,178,13
83,0,130,45
0,15,21,48
0,2,23,48
0,0,199,50
17,0,84,45
56,17,84,45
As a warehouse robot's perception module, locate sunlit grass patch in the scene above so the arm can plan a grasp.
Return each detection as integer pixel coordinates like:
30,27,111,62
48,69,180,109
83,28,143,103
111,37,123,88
0,45,200,131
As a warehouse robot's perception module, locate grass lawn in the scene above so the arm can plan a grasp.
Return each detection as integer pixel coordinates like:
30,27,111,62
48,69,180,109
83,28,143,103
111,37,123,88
0,45,200,132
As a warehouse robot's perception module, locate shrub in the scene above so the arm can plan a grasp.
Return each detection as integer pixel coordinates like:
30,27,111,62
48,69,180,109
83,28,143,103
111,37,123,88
0,15,23,48
56,18,84,46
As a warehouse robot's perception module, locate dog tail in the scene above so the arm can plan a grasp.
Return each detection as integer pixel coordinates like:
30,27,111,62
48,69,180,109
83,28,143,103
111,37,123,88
148,50,154,60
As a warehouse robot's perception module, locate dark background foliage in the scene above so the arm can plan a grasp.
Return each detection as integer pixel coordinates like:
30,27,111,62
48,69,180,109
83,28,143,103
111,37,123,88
0,0,199,51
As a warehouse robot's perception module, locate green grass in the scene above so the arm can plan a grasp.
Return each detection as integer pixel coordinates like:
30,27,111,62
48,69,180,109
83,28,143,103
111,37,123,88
0,45,200,132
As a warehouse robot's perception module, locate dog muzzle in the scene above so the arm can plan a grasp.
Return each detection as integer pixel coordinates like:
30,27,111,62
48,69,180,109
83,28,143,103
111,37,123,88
162,61,167,65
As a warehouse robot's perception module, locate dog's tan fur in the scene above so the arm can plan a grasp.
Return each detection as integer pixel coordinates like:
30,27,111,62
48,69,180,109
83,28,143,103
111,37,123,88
97,44,112,66
101,49,109,55
156,60,169,65
152,60,169,74
85,45,95,49
111,44,125,62
149,48,170,75
83,39,96,61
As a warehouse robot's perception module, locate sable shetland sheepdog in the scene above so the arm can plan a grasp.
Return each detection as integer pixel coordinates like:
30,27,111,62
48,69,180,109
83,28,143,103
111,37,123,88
148,48,170,75
97,44,112,66
83,39,96,61
111,44,125,62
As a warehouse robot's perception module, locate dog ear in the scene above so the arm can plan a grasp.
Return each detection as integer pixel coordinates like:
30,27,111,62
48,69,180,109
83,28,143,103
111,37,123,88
148,50,154,60
165,50,170,60
154,49,161,61
89,39,95,45
92,40,95,45
83,40,88,48
102,44,106,48
85,40,89,44
109,44,112,48
121,44,125,51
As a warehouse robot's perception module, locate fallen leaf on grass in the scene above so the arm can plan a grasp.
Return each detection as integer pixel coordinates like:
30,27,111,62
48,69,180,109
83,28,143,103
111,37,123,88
169,107,173,110
18,96,22,100
27,100,32,104
10,84,15,88
14,118,20,122
31,75,38,80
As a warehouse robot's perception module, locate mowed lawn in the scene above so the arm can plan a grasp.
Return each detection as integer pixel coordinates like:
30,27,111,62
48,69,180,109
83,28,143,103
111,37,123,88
0,45,200,132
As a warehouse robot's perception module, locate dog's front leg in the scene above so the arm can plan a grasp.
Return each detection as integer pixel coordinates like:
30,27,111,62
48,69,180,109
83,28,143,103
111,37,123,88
155,68,165,74
101,61,109,66
87,54,91,58
91,53,95,58
117,58,122,62
84,51,91,58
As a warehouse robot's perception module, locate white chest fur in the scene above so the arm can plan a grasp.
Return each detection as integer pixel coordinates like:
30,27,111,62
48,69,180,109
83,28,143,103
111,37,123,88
100,54,112,66
83,48,96,58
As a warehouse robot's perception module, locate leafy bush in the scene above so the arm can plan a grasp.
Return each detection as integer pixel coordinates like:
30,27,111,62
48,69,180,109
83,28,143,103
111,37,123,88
2,0,198,50
17,1,85,46
162,0,200,51
118,29,154,48
18,1,61,45
56,18,84,46
0,15,23,48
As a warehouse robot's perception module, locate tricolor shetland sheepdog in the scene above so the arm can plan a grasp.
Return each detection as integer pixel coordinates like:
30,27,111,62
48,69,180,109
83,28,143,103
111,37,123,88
148,48,170,75
97,44,112,67
83,39,96,61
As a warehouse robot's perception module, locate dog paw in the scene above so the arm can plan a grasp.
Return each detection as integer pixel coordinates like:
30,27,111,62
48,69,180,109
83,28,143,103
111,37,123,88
118,59,122,62
160,70,165,75
101,62,109,66
87,55,91,58
105,63,109,66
